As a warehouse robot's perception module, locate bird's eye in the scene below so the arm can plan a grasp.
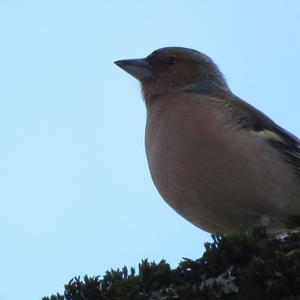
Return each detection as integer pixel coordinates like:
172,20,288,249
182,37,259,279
166,57,177,65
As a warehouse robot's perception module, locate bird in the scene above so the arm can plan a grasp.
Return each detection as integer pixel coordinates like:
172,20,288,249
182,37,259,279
114,47,300,234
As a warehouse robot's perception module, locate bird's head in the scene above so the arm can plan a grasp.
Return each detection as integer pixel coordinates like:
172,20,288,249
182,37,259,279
115,47,228,100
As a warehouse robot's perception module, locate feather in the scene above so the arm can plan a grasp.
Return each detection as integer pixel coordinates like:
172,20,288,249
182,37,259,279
228,94,300,177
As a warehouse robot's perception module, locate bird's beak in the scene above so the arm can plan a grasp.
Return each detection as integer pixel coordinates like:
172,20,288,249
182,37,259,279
114,58,152,81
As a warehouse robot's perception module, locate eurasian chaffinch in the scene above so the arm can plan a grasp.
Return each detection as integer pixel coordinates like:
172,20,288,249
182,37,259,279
115,47,300,234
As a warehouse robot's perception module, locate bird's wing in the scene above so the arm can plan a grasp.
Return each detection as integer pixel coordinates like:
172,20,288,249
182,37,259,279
230,95,300,176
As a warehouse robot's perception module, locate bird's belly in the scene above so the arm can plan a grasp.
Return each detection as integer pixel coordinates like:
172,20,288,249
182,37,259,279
145,121,298,234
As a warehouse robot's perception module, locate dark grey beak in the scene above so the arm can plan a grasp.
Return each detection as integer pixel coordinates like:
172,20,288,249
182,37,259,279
114,58,152,81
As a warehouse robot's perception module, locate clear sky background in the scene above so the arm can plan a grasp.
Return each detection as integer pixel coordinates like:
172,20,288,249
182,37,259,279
1,1,300,299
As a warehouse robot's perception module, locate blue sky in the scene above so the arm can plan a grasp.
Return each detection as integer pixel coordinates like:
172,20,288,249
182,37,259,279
1,1,300,299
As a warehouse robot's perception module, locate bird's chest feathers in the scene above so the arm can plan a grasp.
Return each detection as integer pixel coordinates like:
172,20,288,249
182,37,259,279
145,95,284,202
145,97,231,182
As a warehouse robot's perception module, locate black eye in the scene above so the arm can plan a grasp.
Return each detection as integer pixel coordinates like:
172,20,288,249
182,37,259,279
166,57,177,65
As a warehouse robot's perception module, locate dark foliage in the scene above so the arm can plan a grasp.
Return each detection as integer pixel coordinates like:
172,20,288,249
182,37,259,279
43,227,300,300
